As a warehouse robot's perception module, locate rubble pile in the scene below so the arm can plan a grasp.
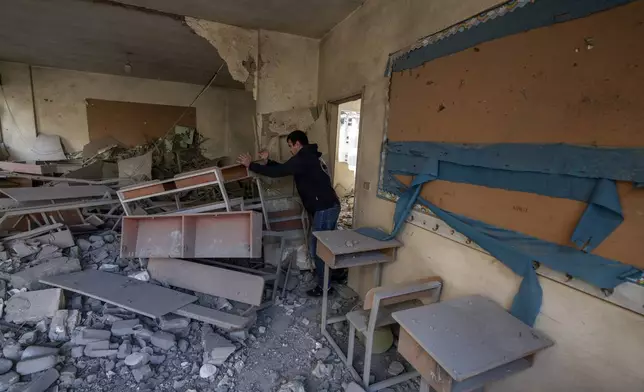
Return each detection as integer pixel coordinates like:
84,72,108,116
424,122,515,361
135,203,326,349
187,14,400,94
338,191,354,229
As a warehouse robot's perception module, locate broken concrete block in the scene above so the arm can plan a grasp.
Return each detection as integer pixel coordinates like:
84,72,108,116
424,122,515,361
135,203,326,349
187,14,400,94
4,289,63,324
149,355,165,365
10,257,81,290
98,264,119,273
76,239,91,252
111,319,141,337
199,364,217,379
133,327,153,341
130,365,152,383
201,328,236,366
21,346,58,361
91,249,109,262
277,381,305,392
68,246,81,259
2,342,22,362
0,371,19,392
85,340,110,351
228,329,248,342
18,331,37,346
72,329,111,345
0,359,13,375
84,348,118,358
49,310,69,342
21,367,58,392
124,353,149,368
71,346,84,358
103,234,115,243
117,341,132,359
158,315,190,333
8,241,39,258
34,244,62,261
59,365,76,386
311,361,333,378
88,235,103,243
150,331,175,350
16,354,58,375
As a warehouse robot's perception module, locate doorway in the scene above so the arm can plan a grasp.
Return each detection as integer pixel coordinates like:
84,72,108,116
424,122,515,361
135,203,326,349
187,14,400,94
333,98,361,229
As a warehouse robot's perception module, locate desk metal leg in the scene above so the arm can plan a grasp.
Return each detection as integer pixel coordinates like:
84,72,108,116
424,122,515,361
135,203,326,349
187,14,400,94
321,265,361,381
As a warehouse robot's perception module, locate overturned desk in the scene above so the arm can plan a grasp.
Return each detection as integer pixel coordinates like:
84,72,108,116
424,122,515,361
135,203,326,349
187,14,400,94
392,295,554,392
312,229,402,381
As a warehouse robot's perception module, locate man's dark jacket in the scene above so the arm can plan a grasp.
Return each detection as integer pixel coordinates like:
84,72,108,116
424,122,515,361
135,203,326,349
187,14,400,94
249,144,339,214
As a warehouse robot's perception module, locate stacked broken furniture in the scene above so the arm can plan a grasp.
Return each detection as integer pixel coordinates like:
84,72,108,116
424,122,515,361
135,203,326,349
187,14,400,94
0,160,307,330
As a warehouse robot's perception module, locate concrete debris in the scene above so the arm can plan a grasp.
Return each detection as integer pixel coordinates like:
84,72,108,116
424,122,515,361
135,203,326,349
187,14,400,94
177,339,189,353
49,310,76,342
199,364,218,379
387,361,405,376
315,347,331,360
128,270,150,282
15,354,58,375
111,319,142,336
98,264,120,273
346,382,367,392
158,315,190,333
0,360,12,376
59,365,76,386
7,241,39,258
117,341,132,359
18,331,37,346
150,331,176,350
4,288,63,324
202,328,236,366
0,372,19,392
130,364,153,383
278,381,306,392
312,361,333,378
228,329,248,342
76,239,91,252
21,368,58,392
10,257,81,290
124,352,149,368
20,346,57,361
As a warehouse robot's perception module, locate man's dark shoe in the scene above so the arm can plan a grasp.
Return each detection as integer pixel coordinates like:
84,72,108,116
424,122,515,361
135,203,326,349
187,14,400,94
306,286,333,297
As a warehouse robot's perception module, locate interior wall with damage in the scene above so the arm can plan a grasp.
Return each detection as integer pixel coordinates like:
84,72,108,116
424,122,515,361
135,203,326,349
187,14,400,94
0,61,255,161
318,0,644,390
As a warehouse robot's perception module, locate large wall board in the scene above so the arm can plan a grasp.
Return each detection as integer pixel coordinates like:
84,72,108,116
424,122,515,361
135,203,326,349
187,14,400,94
386,1,644,269
86,99,196,147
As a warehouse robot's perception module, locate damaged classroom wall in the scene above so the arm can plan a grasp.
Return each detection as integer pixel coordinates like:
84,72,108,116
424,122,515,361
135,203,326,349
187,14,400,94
0,61,256,161
319,0,644,391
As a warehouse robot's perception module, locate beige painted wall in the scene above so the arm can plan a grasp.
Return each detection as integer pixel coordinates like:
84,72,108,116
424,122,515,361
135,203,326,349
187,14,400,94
318,0,644,390
0,61,256,160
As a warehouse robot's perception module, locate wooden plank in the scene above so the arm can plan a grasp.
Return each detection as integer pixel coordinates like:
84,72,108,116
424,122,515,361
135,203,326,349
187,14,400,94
398,328,532,392
1,223,64,242
392,296,553,381
86,99,196,147
148,258,265,306
121,212,262,259
364,276,442,310
40,270,197,318
173,303,252,331
0,162,55,175
0,185,113,202
313,229,402,255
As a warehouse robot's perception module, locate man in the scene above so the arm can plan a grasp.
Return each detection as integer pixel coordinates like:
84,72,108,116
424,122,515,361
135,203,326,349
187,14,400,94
237,130,340,297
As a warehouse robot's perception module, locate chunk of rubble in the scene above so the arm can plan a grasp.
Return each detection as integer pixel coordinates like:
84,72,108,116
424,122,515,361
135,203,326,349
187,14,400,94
312,361,333,378
48,309,80,342
201,327,236,366
199,364,218,379
150,331,175,350
0,359,13,375
124,352,149,368
10,257,80,290
130,365,153,383
0,371,19,392
111,319,142,337
158,315,190,333
16,354,58,375
21,346,58,360
4,289,63,324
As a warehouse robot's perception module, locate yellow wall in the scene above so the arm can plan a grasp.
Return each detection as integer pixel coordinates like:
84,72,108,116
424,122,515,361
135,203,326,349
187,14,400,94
318,0,644,390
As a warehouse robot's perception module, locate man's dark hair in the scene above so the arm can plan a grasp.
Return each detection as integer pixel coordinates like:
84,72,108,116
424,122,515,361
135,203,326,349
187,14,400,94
287,130,309,146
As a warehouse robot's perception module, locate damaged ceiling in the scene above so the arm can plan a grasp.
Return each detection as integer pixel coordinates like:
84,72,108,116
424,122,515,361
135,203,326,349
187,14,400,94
110,0,365,38
0,0,242,87
0,0,364,86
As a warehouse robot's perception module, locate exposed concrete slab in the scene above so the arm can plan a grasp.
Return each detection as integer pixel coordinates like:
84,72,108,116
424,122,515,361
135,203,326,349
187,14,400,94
11,257,81,290
40,270,196,318
4,289,63,324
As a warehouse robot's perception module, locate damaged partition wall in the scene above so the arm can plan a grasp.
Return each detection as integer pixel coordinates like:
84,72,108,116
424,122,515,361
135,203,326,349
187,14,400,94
380,1,644,323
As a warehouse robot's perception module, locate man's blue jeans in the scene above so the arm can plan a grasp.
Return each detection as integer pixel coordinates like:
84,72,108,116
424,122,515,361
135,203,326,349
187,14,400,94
309,205,341,288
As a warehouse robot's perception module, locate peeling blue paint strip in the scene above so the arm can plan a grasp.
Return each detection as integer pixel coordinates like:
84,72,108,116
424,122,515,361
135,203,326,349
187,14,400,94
384,142,644,251
361,170,640,326
387,0,635,74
